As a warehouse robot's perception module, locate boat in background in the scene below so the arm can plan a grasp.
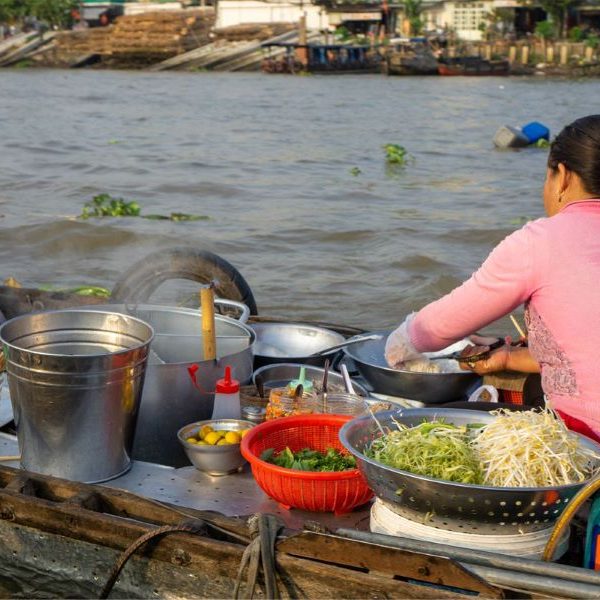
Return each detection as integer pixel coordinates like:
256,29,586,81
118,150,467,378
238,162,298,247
383,38,439,76
438,56,510,76
261,42,381,74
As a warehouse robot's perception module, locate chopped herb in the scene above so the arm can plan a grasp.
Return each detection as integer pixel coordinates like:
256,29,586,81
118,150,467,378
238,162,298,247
260,447,356,472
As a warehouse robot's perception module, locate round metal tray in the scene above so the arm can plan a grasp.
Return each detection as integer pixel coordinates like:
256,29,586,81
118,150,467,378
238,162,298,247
339,408,600,534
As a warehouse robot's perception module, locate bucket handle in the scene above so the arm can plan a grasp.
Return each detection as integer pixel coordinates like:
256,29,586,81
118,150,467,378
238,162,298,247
213,299,250,323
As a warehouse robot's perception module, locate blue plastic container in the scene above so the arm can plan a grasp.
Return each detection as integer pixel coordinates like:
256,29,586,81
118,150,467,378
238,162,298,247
522,121,550,144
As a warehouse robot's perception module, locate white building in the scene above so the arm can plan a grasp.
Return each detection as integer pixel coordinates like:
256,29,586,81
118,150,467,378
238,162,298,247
216,0,328,30
421,0,519,41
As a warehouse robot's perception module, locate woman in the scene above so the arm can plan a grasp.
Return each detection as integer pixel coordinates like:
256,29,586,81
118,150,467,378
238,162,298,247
385,115,600,442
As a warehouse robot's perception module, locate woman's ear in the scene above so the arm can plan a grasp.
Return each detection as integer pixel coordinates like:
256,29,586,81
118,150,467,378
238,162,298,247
557,162,571,194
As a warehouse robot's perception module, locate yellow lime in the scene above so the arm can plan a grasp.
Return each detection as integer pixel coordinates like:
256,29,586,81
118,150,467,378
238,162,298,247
240,429,250,438
217,438,229,446
224,431,241,445
199,425,214,440
214,430,226,440
197,440,209,446
204,431,220,446
185,437,197,444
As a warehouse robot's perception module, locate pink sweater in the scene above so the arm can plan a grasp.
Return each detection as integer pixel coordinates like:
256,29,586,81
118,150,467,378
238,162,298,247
409,200,600,435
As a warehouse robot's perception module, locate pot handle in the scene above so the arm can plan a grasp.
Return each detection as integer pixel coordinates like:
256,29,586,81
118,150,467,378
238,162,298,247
213,299,250,323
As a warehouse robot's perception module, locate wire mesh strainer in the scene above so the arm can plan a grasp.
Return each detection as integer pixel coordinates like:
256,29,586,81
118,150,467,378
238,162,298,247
339,408,600,534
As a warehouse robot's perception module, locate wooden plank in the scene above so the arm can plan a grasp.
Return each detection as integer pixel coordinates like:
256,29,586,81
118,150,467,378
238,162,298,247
0,466,489,598
278,532,503,597
0,520,477,599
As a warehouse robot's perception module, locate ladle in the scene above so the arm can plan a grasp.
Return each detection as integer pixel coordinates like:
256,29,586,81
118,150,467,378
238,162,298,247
340,364,385,435
308,333,383,358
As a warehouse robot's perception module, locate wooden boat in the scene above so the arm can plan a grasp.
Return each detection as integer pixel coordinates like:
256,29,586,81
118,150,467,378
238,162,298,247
383,39,439,76
261,42,381,75
1,254,600,598
438,56,510,76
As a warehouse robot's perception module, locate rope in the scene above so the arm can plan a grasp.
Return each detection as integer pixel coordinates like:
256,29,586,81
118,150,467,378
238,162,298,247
233,514,283,600
542,476,600,561
99,521,205,599
99,505,282,599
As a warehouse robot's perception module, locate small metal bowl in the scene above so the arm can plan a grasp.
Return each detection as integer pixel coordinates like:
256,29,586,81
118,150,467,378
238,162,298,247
177,419,255,476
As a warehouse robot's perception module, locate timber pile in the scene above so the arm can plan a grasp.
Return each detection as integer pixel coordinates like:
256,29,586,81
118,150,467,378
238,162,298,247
52,8,214,65
213,22,296,42
54,28,112,56
109,8,214,56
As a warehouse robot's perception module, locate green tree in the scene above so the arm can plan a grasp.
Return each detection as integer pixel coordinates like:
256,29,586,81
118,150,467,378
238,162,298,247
404,0,423,36
0,0,76,29
521,0,578,38
0,0,27,24
27,0,77,29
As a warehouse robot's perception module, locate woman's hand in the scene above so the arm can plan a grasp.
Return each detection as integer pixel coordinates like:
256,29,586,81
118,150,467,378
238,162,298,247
459,345,510,375
384,314,424,368
459,344,541,375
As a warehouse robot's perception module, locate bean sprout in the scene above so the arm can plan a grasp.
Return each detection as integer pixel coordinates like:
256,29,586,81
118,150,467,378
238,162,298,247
473,408,600,487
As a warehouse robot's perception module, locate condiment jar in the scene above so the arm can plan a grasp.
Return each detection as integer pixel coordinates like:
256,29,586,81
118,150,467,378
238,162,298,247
211,365,241,420
321,393,365,416
242,405,266,424
266,387,319,420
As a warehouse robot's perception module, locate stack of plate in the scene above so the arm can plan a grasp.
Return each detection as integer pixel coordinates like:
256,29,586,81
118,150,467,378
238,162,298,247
370,499,569,560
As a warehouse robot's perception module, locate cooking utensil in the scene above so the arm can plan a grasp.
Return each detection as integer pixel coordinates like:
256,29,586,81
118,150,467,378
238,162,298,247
79,304,255,467
178,418,255,476
431,338,504,363
339,408,600,534
322,359,329,413
0,309,154,483
252,363,370,398
200,282,217,361
343,333,480,403
250,322,345,368
308,334,383,358
342,364,385,435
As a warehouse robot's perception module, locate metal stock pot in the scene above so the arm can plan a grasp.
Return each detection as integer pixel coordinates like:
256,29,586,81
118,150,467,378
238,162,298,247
80,302,254,467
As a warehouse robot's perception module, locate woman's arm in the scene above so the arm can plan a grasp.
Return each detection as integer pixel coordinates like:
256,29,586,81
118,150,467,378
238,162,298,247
409,224,540,352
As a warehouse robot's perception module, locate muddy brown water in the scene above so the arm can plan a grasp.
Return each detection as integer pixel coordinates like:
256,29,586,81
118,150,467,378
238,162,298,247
0,70,597,333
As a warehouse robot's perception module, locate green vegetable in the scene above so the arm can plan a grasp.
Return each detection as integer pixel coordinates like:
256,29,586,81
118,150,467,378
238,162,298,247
80,195,208,221
384,144,413,166
366,421,483,484
260,447,356,472
81,194,140,218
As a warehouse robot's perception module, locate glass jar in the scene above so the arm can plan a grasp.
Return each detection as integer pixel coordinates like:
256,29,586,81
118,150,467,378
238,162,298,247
266,387,320,420
321,393,365,416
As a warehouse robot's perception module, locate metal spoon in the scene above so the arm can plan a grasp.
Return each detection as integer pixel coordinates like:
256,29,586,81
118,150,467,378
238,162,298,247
340,364,385,435
322,358,330,414
308,334,383,358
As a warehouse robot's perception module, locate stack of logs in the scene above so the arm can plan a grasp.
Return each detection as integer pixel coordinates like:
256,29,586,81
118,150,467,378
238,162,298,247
213,22,297,42
54,8,215,60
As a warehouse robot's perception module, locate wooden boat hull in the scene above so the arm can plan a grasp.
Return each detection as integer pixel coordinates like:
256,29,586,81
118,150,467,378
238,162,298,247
438,59,510,76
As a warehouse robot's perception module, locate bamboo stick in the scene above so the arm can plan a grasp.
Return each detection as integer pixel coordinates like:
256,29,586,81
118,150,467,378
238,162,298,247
200,283,217,361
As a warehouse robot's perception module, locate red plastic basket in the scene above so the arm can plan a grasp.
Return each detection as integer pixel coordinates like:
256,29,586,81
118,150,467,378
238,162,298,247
241,414,373,514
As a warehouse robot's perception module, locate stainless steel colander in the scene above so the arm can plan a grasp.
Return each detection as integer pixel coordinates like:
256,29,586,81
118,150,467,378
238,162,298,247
339,408,600,534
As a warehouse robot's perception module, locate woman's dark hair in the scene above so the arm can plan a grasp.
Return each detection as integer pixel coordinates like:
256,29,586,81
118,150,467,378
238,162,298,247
548,115,600,196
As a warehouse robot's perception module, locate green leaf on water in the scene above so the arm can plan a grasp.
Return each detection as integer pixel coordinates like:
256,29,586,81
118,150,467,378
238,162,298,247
384,144,413,166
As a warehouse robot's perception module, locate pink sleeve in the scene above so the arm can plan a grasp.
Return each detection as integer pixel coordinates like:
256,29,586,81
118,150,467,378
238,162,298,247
409,225,537,352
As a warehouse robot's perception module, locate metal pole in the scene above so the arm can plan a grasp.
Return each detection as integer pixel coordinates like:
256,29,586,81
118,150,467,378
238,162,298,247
336,529,600,587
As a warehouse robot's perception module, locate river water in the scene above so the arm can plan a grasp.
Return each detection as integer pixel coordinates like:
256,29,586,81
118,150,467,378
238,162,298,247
0,70,597,331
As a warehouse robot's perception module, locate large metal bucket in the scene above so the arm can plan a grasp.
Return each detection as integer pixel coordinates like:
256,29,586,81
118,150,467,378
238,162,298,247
0,310,154,483
80,304,255,467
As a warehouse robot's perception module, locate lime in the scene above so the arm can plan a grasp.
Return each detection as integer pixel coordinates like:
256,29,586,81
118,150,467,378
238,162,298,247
204,431,220,446
224,431,241,445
